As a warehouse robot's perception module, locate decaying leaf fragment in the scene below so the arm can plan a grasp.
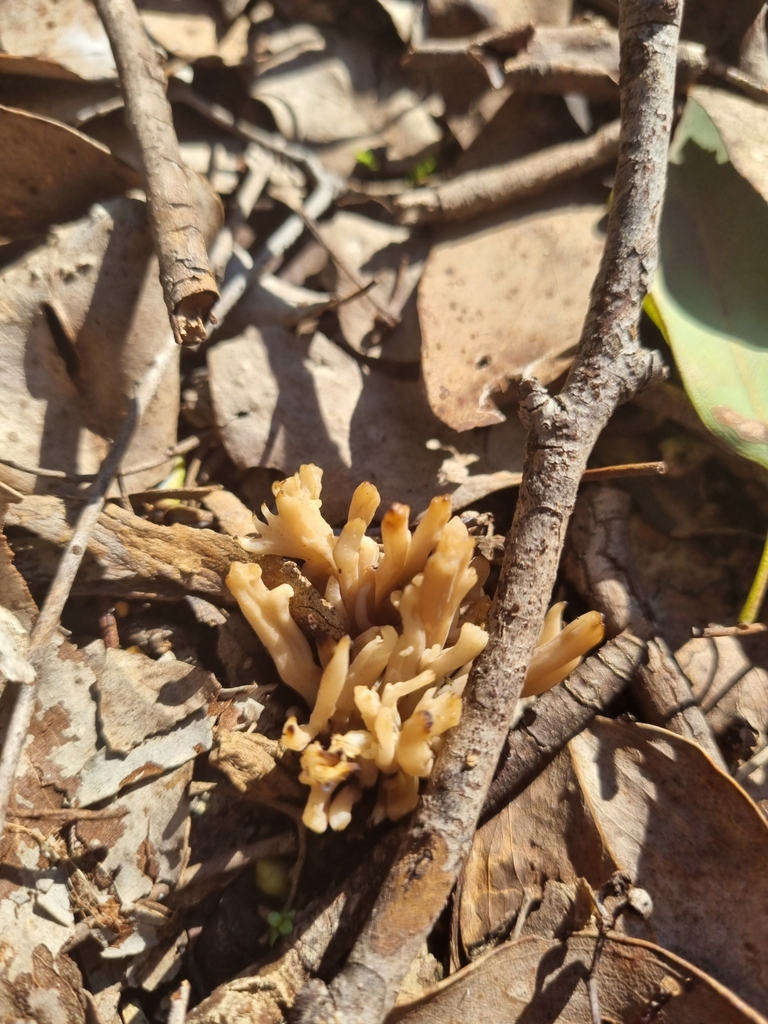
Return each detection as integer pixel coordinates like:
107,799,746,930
226,464,603,832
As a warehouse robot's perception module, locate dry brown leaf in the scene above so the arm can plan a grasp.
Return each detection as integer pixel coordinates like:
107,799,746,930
318,211,428,362
208,327,526,521
502,24,620,99
677,633,768,802
136,0,224,62
426,0,569,35
461,718,768,1014
389,931,768,1024
682,0,764,62
460,737,613,956
0,198,180,496
0,0,116,80
250,23,441,174
84,641,220,754
0,105,140,241
0,0,243,78
93,764,193,959
419,182,606,430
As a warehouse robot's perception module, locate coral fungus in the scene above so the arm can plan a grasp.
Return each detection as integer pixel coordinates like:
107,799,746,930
227,465,603,833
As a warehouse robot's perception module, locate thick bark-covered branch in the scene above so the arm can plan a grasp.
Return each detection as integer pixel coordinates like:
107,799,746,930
95,0,219,344
291,3,683,1022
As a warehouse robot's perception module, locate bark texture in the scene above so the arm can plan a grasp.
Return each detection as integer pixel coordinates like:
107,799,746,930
395,119,620,224
95,0,219,344
291,2,683,1022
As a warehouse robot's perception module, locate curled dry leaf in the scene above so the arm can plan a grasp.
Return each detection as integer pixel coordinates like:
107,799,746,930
318,211,428,363
0,0,245,78
419,182,607,431
461,717,768,1015
677,632,768,802
0,105,140,241
389,931,768,1024
250,23,441,173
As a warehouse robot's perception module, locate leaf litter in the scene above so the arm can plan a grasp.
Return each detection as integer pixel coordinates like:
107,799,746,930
0,1,768,1022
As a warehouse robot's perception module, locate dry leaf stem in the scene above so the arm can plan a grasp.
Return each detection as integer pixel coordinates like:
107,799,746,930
395,118,620,225
565,486,728,770
95,0,219,344
291,3,682,1021
0,340,177,839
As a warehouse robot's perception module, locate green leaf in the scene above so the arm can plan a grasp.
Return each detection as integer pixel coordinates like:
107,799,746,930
355,149,380,171
649,98,768,472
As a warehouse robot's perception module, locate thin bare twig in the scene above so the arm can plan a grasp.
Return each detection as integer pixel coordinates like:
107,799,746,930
295,209,399,328
395,118,620,225
7,806,127,820
697,622,768,638
168,82,345,329
0,339,177,840
95,0,218,344
0,436,202,485
168,980,191,1024
292,3,682,1020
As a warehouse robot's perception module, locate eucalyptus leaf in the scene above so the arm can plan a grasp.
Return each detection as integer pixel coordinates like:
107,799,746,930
648,98,768,471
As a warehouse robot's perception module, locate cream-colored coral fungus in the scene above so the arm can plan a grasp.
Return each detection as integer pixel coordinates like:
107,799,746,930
227,465,604,833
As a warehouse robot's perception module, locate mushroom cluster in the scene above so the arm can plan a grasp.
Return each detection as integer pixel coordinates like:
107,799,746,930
227,465,603,833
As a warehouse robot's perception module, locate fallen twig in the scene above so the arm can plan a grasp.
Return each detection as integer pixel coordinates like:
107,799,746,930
481,632,645,822
564,486,728,770
697,622,768,638
168,980,191,1024
7,805,127,820
0,436,202,485
449,460,666,510
0,339,177,839
291,3,682,1020
394,119,620,225
169,82,344,329
95,0,219,344
5,495,347,641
